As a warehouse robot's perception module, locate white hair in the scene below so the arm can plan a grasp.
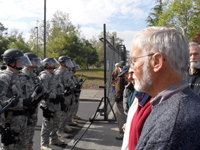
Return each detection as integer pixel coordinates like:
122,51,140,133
189,42,199,47
133,26,189,76
189,42,200,51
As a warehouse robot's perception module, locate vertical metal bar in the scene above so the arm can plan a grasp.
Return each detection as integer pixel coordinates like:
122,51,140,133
103,24,107,120
112,36,114,47
124,46,126,63
37,27,38,56
44,0,46,58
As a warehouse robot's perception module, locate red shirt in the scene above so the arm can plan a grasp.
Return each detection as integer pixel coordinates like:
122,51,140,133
128,93,152,150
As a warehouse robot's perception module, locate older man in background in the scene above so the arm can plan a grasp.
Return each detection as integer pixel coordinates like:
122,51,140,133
128,26,200,150
185,42,200,96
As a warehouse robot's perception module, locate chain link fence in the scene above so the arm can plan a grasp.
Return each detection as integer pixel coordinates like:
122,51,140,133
91,24,126,121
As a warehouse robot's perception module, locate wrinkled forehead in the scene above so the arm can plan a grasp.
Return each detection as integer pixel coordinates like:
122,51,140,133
130,32,151,59
190,45,200,52
130,43,144,59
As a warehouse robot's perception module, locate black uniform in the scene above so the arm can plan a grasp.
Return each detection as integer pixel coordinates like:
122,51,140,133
185,69,200,96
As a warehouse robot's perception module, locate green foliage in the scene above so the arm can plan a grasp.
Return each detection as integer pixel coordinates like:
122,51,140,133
77,68,104,72
0,24,30,59
8,30,30,53
90,31,124,66
94,61,101,68
146,0,163,26
0,23,9,56
28,11,99,68
156,0,200,40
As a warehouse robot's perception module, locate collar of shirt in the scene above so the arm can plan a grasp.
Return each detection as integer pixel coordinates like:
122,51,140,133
135,92,151,107
151,81,189,106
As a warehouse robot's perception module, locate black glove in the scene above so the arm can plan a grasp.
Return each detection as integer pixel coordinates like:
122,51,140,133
10,97,19,107
35,85,43,95
76,84,81,89
41,107,54,121
79,79,83,82
56,95,65,104
74,88,81,93
23,98,32,108
30,107,36,115
60,103,68,112
64,87,71,96
31,100,39,108
25,106,35,115
64,92,70,96
42,92,50,100
70,88,74,93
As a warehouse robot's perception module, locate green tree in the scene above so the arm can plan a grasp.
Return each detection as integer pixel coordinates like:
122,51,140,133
0,23,9,56
146,0,163,26
82,39,98,69
91,31,124,67
157,0,200,40
28,11,79,59
8,29,30,53
28,11,98,68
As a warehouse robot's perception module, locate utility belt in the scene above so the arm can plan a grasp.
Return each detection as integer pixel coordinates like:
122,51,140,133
49,98,59,104
5,110,25,117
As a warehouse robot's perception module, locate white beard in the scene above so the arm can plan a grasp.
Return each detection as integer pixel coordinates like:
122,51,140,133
132,59,152,93
190,61,200,69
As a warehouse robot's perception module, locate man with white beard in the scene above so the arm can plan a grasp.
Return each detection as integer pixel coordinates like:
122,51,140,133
185,42,200,96
128,26,200,150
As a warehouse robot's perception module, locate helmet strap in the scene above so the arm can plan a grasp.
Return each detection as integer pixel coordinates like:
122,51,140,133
61,64,68,68
44,66,56,69
7,61,22,70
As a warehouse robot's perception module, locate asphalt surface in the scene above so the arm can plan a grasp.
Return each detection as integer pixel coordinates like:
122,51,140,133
0,90,123,150
33,101,101,150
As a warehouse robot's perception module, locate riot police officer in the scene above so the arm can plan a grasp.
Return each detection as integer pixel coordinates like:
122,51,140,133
71,62,82,122
67,58,78,126
39,58,65,150
20,52,44,150
56,56,75,137
0,49,33,150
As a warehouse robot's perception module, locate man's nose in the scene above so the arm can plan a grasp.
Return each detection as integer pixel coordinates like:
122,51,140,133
190,54,196,59
128,68,134,80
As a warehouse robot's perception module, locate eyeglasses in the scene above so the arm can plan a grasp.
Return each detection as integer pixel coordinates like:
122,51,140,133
128,53,155,67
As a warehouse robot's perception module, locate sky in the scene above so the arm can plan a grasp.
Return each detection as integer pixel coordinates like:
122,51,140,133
0,0,155,54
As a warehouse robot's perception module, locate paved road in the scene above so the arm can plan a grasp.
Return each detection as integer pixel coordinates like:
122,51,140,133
33,101,99,150
0,90,122,150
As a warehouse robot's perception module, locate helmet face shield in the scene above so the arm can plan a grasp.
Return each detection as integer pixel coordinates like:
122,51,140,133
72,61,76,68
75,65,81,70
31,57,44,68
64,59,74,68
44,58,59,69
15,55,32,69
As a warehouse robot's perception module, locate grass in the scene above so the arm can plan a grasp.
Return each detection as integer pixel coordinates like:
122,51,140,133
76,69,104,89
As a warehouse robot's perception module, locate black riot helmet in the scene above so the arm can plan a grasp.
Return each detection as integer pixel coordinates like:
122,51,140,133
24,52,43,68
58,56,74,68
43,57,59,69
2,49,32,70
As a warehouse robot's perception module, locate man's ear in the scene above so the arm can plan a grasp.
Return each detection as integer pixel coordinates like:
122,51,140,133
151,52,165,72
